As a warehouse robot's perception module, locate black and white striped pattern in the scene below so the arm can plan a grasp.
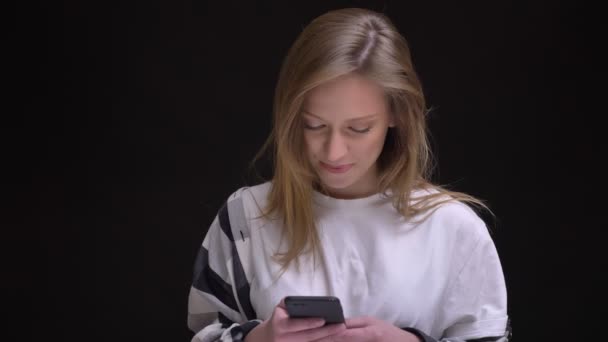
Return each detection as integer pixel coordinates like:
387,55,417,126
188,191,261,342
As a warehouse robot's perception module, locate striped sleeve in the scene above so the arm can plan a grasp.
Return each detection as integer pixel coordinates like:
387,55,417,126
188,190,262,342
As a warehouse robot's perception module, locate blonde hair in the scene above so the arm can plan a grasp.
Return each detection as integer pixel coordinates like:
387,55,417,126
252,8,489,270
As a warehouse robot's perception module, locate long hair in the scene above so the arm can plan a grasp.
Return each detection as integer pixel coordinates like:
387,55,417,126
253,8,488,270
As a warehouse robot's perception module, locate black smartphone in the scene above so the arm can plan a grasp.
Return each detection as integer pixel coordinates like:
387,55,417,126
284,296,345,324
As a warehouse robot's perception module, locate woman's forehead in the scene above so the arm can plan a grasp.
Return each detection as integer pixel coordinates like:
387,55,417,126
303,74,387,119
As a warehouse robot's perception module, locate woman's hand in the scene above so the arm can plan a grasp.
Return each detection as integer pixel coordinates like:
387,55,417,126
312,316,421,342
244,298,346,342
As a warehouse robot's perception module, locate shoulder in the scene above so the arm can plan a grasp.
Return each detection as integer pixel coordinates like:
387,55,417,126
429,200,486,230
410,190,494,263
410,188,490,243
205,182,272,244
225,181,272,206
219,181,273,222
412,198,502,287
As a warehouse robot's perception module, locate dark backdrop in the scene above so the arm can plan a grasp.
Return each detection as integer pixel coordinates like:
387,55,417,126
9,0,595,341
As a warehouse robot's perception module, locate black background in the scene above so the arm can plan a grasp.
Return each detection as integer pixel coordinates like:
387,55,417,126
8,0,598,341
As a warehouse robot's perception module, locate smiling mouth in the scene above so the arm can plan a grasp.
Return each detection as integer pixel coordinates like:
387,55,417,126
320,162,353,173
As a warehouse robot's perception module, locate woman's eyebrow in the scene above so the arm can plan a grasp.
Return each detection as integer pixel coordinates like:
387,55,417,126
302,110,379,121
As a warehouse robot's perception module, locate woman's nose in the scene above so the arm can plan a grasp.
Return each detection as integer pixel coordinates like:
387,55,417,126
324,131,348,162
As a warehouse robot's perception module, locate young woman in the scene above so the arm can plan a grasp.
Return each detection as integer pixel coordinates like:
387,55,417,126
188,8,510,342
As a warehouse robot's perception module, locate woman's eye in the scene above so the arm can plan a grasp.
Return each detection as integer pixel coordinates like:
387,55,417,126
350,127,371,133
304,123,325,130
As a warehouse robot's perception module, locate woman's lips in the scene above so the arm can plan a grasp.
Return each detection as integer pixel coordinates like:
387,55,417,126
320,162,353,173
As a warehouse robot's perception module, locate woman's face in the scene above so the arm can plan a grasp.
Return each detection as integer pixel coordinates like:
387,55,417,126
302,73,394,199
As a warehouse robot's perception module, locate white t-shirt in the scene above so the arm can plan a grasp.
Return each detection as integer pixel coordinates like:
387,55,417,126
188,182,509,341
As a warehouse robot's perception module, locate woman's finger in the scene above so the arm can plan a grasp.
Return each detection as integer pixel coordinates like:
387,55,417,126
344,316,373,328
293,322,346,341
281,317,326,333
277,297,286,309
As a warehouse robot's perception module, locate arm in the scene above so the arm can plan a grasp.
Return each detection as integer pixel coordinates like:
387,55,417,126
188,196,262,342
402,226,512,342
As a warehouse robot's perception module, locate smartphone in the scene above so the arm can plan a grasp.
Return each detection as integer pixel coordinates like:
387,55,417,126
284,296,345,324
